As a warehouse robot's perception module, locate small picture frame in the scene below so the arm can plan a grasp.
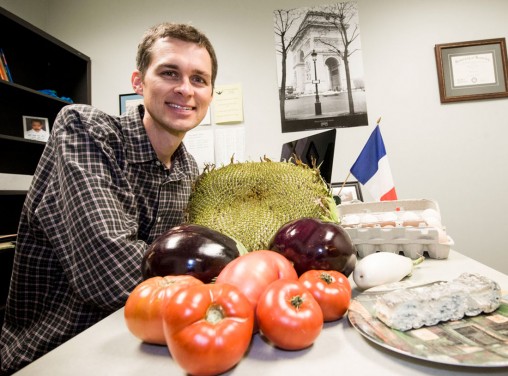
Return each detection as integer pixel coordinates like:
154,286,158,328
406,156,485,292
119,93,143,115
331,181,363,204
435,38,508,103
23,115,50,142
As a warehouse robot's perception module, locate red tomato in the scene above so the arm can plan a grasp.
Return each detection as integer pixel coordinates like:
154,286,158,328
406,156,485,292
256,279,323,350
299,270,351,322
124,275,203,345
163,283,254,376
215,250,298,331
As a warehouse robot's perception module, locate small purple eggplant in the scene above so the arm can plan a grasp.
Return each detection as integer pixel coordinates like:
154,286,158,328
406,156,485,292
141,224,243,283
269,217,357,276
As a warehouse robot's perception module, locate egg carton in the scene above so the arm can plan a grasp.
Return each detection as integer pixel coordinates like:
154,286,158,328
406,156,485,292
337,199,453,260
344,226,453,259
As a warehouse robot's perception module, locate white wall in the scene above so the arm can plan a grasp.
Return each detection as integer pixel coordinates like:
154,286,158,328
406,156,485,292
2,0,508,274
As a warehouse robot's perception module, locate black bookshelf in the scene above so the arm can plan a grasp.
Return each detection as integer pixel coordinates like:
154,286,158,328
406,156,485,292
0,6,91,327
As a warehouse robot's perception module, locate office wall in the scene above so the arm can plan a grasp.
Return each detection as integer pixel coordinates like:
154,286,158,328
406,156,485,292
2,0,508,274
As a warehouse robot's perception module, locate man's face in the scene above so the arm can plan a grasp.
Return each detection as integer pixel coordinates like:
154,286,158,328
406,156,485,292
134,37,213,135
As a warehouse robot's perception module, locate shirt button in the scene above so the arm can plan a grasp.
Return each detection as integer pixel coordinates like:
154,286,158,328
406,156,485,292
155,161,162,166
157,217,161,223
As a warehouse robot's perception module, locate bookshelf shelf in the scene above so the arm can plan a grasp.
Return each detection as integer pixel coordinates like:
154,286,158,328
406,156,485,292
0,6,91,327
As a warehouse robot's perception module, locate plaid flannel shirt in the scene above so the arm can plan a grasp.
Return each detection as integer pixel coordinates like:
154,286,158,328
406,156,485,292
0,104,198,375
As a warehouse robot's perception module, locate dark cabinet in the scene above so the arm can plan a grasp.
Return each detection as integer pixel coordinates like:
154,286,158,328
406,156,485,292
0,6,91,327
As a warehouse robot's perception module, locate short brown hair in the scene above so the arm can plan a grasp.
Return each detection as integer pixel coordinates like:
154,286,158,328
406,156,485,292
136,23,218,88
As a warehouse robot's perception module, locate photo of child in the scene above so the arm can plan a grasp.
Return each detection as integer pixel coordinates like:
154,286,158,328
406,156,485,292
23,116,50,142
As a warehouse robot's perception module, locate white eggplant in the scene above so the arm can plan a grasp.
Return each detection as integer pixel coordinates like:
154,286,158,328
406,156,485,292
353,252,424,290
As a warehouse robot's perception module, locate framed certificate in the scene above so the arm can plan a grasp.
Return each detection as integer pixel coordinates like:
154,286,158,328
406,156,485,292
435,38,508,103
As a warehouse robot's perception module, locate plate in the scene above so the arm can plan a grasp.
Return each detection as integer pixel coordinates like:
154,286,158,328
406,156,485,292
348,286,508,367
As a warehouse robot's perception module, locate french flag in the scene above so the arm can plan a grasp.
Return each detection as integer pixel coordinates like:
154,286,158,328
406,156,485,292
350,125,397,201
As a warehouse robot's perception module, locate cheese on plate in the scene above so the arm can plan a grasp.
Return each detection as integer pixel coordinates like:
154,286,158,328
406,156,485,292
374,273,501,331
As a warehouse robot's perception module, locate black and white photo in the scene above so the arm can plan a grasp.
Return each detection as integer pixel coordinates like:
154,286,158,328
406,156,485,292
331,181,363,204
273,2,368,133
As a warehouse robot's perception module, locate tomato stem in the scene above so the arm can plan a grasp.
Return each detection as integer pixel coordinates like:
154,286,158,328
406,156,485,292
290,295,304,310
319,272,333,284
205,304,225,324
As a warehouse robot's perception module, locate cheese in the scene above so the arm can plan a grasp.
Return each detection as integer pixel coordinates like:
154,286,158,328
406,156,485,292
374,273,501,331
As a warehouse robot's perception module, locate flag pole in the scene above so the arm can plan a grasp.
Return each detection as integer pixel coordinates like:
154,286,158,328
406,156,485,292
337,172,351,196
337,116,382,197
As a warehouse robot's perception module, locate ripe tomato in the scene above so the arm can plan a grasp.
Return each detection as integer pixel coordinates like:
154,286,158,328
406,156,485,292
215,250,298,331
124,275,203,345
256,279,323,350
163,283,254,376
299,270,352,322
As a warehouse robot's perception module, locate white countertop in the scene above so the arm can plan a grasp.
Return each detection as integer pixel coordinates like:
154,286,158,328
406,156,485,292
14,250,508,375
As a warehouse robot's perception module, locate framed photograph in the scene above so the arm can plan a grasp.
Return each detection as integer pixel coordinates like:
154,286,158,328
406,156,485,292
273,3,369,133
435,38,508,103
331,181,363,204
22,115,50,142
119,93,143,114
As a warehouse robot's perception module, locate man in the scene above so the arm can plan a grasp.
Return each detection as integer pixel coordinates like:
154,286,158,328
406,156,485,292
0,22,217,375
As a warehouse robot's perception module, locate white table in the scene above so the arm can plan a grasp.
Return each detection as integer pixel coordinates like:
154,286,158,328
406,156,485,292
14,250,508,375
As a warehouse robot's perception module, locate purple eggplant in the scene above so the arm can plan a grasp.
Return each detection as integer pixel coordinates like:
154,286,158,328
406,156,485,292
141,224,243,283
269,217,357,277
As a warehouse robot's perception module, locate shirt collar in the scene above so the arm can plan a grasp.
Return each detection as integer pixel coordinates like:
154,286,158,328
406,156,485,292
121,105,156,164
120,105,196,177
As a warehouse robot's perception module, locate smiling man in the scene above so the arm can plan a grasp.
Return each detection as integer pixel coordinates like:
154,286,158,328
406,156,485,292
0,23,217,375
